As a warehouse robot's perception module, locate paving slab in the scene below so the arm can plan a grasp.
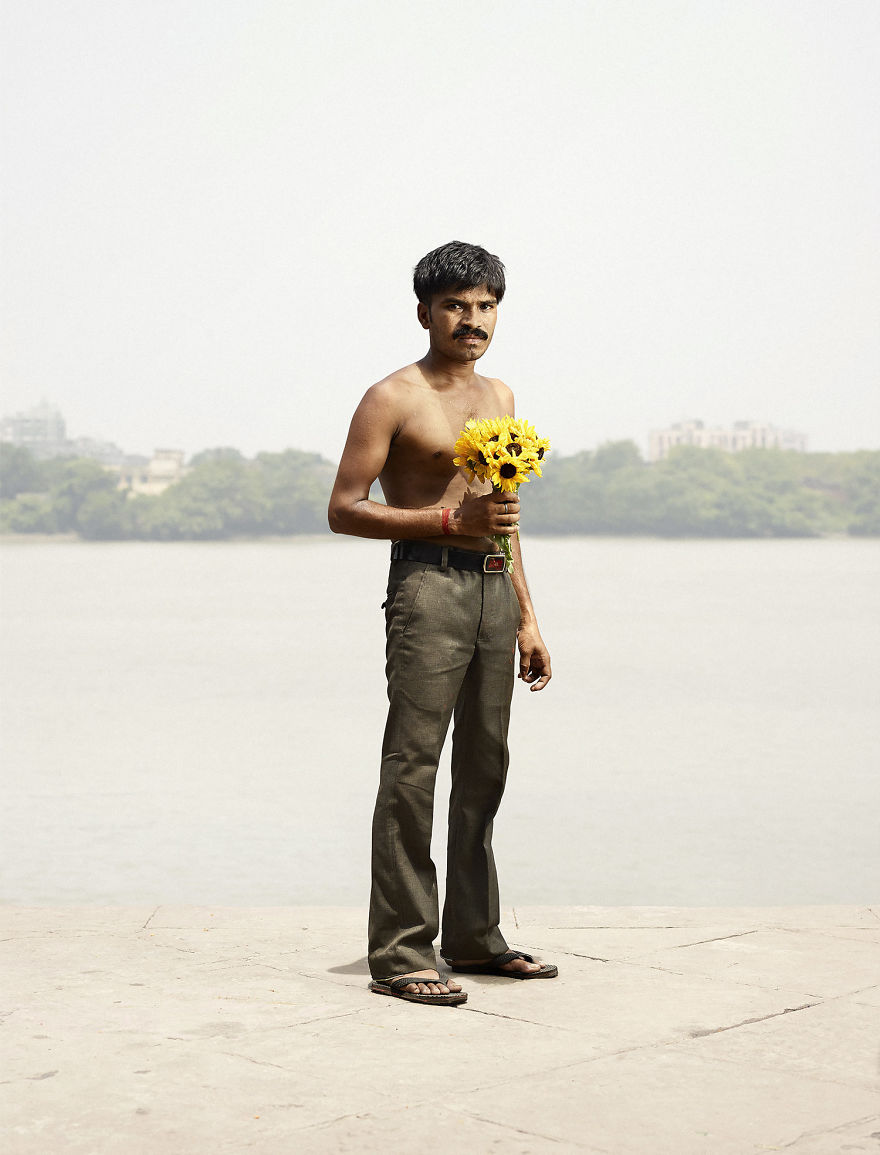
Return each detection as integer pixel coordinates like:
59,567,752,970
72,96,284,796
513,904,880,930
632,927,880,998
449,1048,880,1153
850,985,880,1008
0,906,157,935
455,956,819,1044
785,1113,880,1153
145,905,370,933
6,1041,395,1154
2,905,879,1155
812,927,880,946
666,995,880,1091
517,925,758,961
291,1102,565,1155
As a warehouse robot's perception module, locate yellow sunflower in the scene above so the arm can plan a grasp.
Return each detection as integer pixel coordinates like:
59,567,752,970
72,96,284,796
454,415,550,491
492,448,534,492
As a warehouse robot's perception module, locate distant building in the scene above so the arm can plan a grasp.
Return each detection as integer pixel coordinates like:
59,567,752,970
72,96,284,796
117,449,188,496
0,400,130,465
0,399,68,458
648,420,807,462
1,401,188,496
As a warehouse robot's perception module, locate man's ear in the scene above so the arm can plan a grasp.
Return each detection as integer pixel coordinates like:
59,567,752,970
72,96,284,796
417,301,431,330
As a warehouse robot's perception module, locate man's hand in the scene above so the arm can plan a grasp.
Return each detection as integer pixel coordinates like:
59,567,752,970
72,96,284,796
517,624,552,691
452,490,519,537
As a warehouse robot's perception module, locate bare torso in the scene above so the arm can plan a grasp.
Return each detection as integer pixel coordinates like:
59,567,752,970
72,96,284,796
378,363,513,551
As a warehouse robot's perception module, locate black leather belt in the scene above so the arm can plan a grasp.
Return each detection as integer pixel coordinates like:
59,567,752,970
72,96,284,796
390,540,507,573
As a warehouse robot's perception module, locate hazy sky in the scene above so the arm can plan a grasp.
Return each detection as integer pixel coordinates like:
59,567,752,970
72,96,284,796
2,0,878,461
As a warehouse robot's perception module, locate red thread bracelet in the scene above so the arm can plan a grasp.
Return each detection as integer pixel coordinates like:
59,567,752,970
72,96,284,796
441,507,452,535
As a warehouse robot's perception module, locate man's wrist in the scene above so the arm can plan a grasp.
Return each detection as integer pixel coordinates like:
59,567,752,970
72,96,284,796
445,508,462,536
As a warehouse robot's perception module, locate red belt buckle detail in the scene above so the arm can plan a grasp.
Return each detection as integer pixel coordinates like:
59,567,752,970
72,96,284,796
483,554,506,573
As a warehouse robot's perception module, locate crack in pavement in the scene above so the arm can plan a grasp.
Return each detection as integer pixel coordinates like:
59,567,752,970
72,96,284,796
295,1008,368,1028
300,1109,377,1133
689,1000,819,1037
141,940,199,956
287,968,371,993
458,1108,587,1147
461,1006,570,1030
546,924,747,931
141,907,160,931
668,930,760,949
219,1050,293,1072
781,1111,880,1149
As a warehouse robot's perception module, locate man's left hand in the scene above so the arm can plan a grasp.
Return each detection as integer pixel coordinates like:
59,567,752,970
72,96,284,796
517,625,552,691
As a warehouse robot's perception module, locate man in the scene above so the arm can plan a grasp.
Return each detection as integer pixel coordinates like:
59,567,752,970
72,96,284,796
328,241,556,1006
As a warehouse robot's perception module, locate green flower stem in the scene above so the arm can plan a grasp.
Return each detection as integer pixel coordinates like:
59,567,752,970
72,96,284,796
492,482,518,574
491,532,514,573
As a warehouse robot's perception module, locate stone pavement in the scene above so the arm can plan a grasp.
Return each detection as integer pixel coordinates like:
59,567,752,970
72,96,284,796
2,905,879,1153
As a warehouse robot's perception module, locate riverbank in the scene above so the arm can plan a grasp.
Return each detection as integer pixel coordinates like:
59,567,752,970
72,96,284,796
3,904,878,1153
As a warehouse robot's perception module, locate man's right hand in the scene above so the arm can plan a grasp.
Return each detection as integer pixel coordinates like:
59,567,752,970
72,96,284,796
451,490,520,537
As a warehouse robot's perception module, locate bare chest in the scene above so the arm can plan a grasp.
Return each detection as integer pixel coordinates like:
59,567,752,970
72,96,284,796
391,389,506,471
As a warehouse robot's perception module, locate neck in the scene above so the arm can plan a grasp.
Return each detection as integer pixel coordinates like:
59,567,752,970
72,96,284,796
418,349,481,389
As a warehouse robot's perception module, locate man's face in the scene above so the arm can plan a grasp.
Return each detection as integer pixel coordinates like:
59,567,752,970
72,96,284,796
417,283,498,363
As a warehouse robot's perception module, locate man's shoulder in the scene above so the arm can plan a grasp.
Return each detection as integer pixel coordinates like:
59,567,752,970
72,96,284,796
362,364,425,407
483,375,515,406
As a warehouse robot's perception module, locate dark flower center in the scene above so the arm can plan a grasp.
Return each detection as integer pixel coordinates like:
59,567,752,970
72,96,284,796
508,443,522,455
537,447,545,459
499,463,517,479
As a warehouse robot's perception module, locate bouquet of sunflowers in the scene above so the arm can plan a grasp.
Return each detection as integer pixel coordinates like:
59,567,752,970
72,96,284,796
453,416,550,574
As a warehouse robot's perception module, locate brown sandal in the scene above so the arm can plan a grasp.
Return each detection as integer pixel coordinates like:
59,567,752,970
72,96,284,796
369,973,467,1005
443,949,558,979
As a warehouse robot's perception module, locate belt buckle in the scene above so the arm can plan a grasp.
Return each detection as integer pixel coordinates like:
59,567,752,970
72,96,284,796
483,553,506,573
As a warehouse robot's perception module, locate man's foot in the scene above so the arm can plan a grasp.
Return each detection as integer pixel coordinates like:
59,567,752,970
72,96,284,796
443,950,558,979
393,969,464,996
369,969,466,1005
450,956,542,975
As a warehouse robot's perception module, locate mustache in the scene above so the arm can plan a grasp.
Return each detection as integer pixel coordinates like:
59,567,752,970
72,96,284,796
453,326,489,340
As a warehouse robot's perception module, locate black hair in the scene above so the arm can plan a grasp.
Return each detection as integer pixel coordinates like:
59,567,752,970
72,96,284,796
413,240,506,305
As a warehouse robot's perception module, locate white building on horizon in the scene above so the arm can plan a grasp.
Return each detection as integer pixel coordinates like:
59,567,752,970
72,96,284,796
2,400,187,493
0,399,68,457
648,419,807,462
0,399,133,465
116,449,189,496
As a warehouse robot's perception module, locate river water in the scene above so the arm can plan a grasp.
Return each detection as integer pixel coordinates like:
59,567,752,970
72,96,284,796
1,536,878,906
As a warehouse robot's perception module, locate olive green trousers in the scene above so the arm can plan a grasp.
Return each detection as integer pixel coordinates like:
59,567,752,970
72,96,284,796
368,552,521,978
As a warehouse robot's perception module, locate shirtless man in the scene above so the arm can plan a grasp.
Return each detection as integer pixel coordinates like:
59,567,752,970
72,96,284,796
328,241,556,1005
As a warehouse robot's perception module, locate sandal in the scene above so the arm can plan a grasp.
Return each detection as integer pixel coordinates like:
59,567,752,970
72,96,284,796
442,949,558,979
369,972,467,1005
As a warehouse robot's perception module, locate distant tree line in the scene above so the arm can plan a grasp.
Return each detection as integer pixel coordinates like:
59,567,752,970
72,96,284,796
0,446,335,540
1,441,878,540
522,441,880,537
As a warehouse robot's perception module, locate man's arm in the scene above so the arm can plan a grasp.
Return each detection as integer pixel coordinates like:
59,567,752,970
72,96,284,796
510,529,552,691
327,383,519,541
328,384,443,539
505,385,551,690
